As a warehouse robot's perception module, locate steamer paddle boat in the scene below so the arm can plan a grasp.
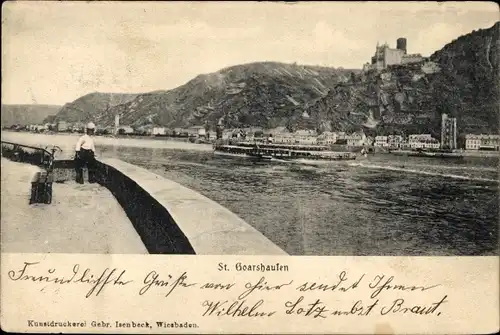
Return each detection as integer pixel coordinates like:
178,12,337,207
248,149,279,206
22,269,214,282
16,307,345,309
213,141,361,165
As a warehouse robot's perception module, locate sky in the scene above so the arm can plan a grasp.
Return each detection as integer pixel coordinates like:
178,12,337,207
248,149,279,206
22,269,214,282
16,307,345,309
2,1,498,105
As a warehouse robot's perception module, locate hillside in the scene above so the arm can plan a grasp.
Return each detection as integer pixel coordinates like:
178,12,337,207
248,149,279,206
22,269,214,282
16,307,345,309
305,22,499,138
52,22,499,137
96,62,357,128
1,104,61,127
52,92,139,123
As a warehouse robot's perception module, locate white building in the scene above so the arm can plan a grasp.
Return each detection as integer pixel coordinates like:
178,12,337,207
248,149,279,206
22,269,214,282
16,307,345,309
187,126,206,137
29,124,47,132
273,130,317,145
409,134,431,147
409,134,440,149
117,126,134,134
388,135,404,148
346,132,367,146
336,132,347,140
273,132,294,144
465,134,500,150
153,127,166,136
272,128,292,144
465,135,481,150
56,121,68,132
374,136,389,147
317,132,338,145
292,130,318,145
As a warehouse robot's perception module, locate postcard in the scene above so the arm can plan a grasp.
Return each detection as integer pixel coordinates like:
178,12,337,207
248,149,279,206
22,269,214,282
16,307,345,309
1,1,499,334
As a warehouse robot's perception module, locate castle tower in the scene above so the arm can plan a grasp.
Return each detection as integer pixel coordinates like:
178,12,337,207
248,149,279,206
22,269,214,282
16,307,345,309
397,38,407,54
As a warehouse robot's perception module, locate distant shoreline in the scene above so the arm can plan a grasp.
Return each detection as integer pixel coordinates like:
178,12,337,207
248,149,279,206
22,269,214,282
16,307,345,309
1,130,498,159
385,149,499,158
0,131,213,159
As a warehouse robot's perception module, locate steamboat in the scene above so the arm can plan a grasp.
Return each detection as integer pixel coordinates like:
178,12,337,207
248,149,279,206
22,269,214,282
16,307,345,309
213,141,361,165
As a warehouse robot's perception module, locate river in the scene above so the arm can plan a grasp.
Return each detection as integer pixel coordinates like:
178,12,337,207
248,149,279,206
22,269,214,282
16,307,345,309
2,132,498,256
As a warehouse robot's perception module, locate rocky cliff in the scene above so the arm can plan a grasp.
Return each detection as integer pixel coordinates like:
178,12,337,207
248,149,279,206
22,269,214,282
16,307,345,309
305,22,499,138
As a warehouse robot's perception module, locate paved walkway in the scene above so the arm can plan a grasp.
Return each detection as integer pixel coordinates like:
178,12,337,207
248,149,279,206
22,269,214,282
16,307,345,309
1,158,148,254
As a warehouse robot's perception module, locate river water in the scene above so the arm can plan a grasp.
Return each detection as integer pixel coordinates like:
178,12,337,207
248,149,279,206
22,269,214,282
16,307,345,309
2,132,498,256
100,145,499,256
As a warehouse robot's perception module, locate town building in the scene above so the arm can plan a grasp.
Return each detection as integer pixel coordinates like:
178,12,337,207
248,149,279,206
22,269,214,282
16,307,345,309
374,135,389,147
29,124,47,132
136,125,153,135
153,127,166,136
317,132,338,145
465,134,480,150
117,126,134,135
273,133,294,144
441,113,457,149
465,134,500,151
363,38,425,71
187,126,206,137
56,121,68,132
291,130,318,145
71,122,85,133
408,134,440,149
399,138,411,149
208,132,217,141
336,132,347,140
243,127,264,141
273,130,317,145
172,128,185,136
346,131,367,146
388,135,404,148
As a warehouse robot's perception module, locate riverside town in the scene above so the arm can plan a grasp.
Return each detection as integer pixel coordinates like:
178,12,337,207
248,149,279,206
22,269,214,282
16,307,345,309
5,111,500,154
1,7,498,260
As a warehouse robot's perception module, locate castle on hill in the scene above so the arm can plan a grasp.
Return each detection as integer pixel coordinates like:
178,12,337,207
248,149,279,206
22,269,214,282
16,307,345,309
363,38,425,71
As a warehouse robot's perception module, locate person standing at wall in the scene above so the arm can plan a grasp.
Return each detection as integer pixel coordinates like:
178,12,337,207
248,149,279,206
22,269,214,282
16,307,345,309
75,122,97,184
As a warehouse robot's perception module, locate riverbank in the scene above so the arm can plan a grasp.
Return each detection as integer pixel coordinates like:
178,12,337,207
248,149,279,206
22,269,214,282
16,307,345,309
4,131,498,158
385,149,499,158
456,150,500,157
1,131,213,159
